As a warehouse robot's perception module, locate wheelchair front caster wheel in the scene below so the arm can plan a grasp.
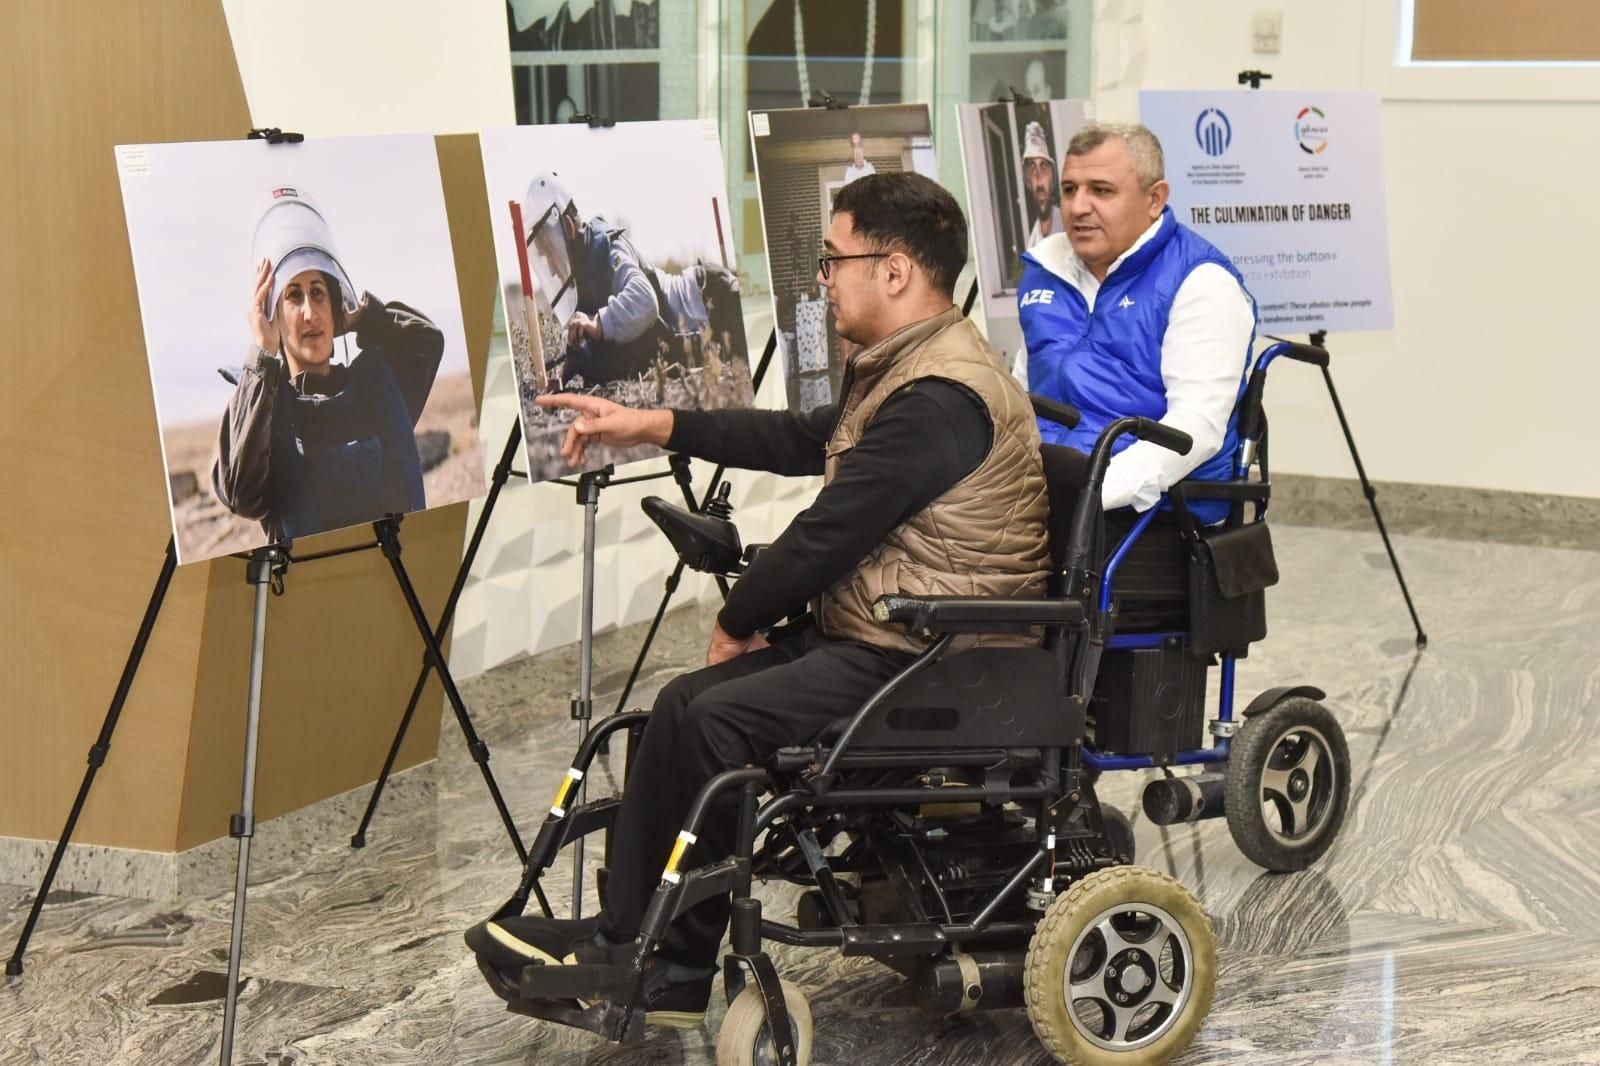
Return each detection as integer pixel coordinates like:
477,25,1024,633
716,979,813,1066
1224,697,1350,872
1100,805,1135,865
1025,866,1215,1064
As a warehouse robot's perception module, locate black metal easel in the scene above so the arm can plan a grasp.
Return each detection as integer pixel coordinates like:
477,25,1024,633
347,111,748,921
1235,71,1426,648
350,423,537,859
1300,330,1428,647
603,329,777,720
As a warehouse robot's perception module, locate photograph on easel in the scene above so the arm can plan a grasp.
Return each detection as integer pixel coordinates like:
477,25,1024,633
957,97,1090,322
479,120,756,482
748,102,936,413
114,133,487,566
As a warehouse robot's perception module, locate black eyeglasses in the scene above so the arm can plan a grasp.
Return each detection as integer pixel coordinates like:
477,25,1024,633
818,251,888,279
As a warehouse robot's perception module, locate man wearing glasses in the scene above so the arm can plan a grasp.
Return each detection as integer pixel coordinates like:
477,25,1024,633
469,172,1049,1025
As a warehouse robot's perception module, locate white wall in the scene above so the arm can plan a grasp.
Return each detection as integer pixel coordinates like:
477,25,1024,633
1095,0,1597,499
223,0,516,135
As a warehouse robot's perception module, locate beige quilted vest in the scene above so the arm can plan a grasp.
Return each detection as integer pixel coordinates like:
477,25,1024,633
816,306,1050,653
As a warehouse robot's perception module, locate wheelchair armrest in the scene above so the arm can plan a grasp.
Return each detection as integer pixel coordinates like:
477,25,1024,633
641,496,744,575
872,594,1085,637
1169,479,1271,502
1029,393,1081,430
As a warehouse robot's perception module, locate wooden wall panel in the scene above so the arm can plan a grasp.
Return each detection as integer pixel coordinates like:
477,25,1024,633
0,0,252,852
1413,0,1600,62
1,3,492,858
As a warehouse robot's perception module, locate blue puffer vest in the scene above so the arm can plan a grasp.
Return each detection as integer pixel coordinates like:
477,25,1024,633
1019,209,1256,520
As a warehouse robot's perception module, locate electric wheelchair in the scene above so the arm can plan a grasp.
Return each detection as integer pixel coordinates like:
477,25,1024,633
475,340,1350,1064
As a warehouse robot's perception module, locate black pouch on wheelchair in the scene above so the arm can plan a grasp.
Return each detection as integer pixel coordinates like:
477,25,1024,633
1187,521,1277,657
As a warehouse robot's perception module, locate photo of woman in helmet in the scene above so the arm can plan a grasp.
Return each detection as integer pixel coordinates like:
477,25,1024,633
212,186,445,544
115,133,485,565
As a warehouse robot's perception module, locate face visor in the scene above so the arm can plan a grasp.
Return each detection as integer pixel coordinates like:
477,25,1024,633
523,197,578,325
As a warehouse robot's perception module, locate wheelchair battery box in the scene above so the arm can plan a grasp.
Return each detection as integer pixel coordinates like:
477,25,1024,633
1091,640,1206,759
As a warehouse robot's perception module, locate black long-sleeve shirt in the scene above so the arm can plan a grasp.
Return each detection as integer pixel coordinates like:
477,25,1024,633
668,380,993,639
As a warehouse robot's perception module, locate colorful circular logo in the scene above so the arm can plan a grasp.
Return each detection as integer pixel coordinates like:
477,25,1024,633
1195,108,1232,157
1295,106,1329,154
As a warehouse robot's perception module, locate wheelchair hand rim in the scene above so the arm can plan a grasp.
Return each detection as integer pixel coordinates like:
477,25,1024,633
1063,900,1195,1053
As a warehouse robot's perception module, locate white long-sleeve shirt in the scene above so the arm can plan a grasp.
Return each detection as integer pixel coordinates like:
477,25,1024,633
1021,216,1256,512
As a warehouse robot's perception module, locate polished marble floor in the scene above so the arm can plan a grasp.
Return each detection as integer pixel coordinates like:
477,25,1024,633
5,522,1600,1064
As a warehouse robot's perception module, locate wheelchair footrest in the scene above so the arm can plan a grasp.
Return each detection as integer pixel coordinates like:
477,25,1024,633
839,922,949,957
518,960,639,1004
505,991,645,1044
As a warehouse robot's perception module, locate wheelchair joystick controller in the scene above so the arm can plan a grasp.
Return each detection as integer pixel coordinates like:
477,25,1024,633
703,482,735,522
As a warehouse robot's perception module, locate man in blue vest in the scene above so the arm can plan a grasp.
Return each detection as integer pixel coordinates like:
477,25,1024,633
1018,122,1256,520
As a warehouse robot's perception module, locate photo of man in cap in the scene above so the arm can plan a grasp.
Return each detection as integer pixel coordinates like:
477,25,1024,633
1023,120,1064,248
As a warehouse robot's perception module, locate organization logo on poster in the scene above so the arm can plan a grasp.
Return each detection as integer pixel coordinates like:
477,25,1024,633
1295,106,1329,154
1195,108,1232,157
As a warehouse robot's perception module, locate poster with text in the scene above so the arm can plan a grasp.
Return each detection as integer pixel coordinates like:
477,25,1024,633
480,120,755,481
749,103,937,412
115,134,485,565
1140,89,1394,334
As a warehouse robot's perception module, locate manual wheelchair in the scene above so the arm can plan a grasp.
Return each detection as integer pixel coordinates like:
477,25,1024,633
477,340,1349,1064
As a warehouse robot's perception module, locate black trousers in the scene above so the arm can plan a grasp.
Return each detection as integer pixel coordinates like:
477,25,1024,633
600,621,912,968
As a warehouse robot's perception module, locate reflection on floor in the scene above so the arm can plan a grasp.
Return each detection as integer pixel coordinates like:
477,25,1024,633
4,524,1600,1064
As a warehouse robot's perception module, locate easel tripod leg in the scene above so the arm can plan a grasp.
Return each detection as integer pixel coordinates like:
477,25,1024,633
374,519,528,863
570,473,604,919
219,546,280,1066
6,538,177,978
353,422,524,848
1319,361,1428,648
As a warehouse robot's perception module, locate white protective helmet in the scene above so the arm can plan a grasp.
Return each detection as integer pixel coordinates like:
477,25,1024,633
250,186,359,322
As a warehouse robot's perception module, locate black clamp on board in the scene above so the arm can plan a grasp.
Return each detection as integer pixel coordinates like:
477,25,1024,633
247,127,304,144
568,113,616,128
997,87,1036,106
1237,70,1273,89
807,91,849,110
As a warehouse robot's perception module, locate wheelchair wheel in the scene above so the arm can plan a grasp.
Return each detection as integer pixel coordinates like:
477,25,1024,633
1100,805,1135,865
1024,866,1215,1065
1224,697,1350,872
716,980,813,1066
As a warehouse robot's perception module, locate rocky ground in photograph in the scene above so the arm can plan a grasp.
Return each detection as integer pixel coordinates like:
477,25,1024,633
510,305,756,484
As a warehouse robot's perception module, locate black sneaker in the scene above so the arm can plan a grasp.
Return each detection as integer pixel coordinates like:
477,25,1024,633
465,913,604,971
638,962,715,1029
